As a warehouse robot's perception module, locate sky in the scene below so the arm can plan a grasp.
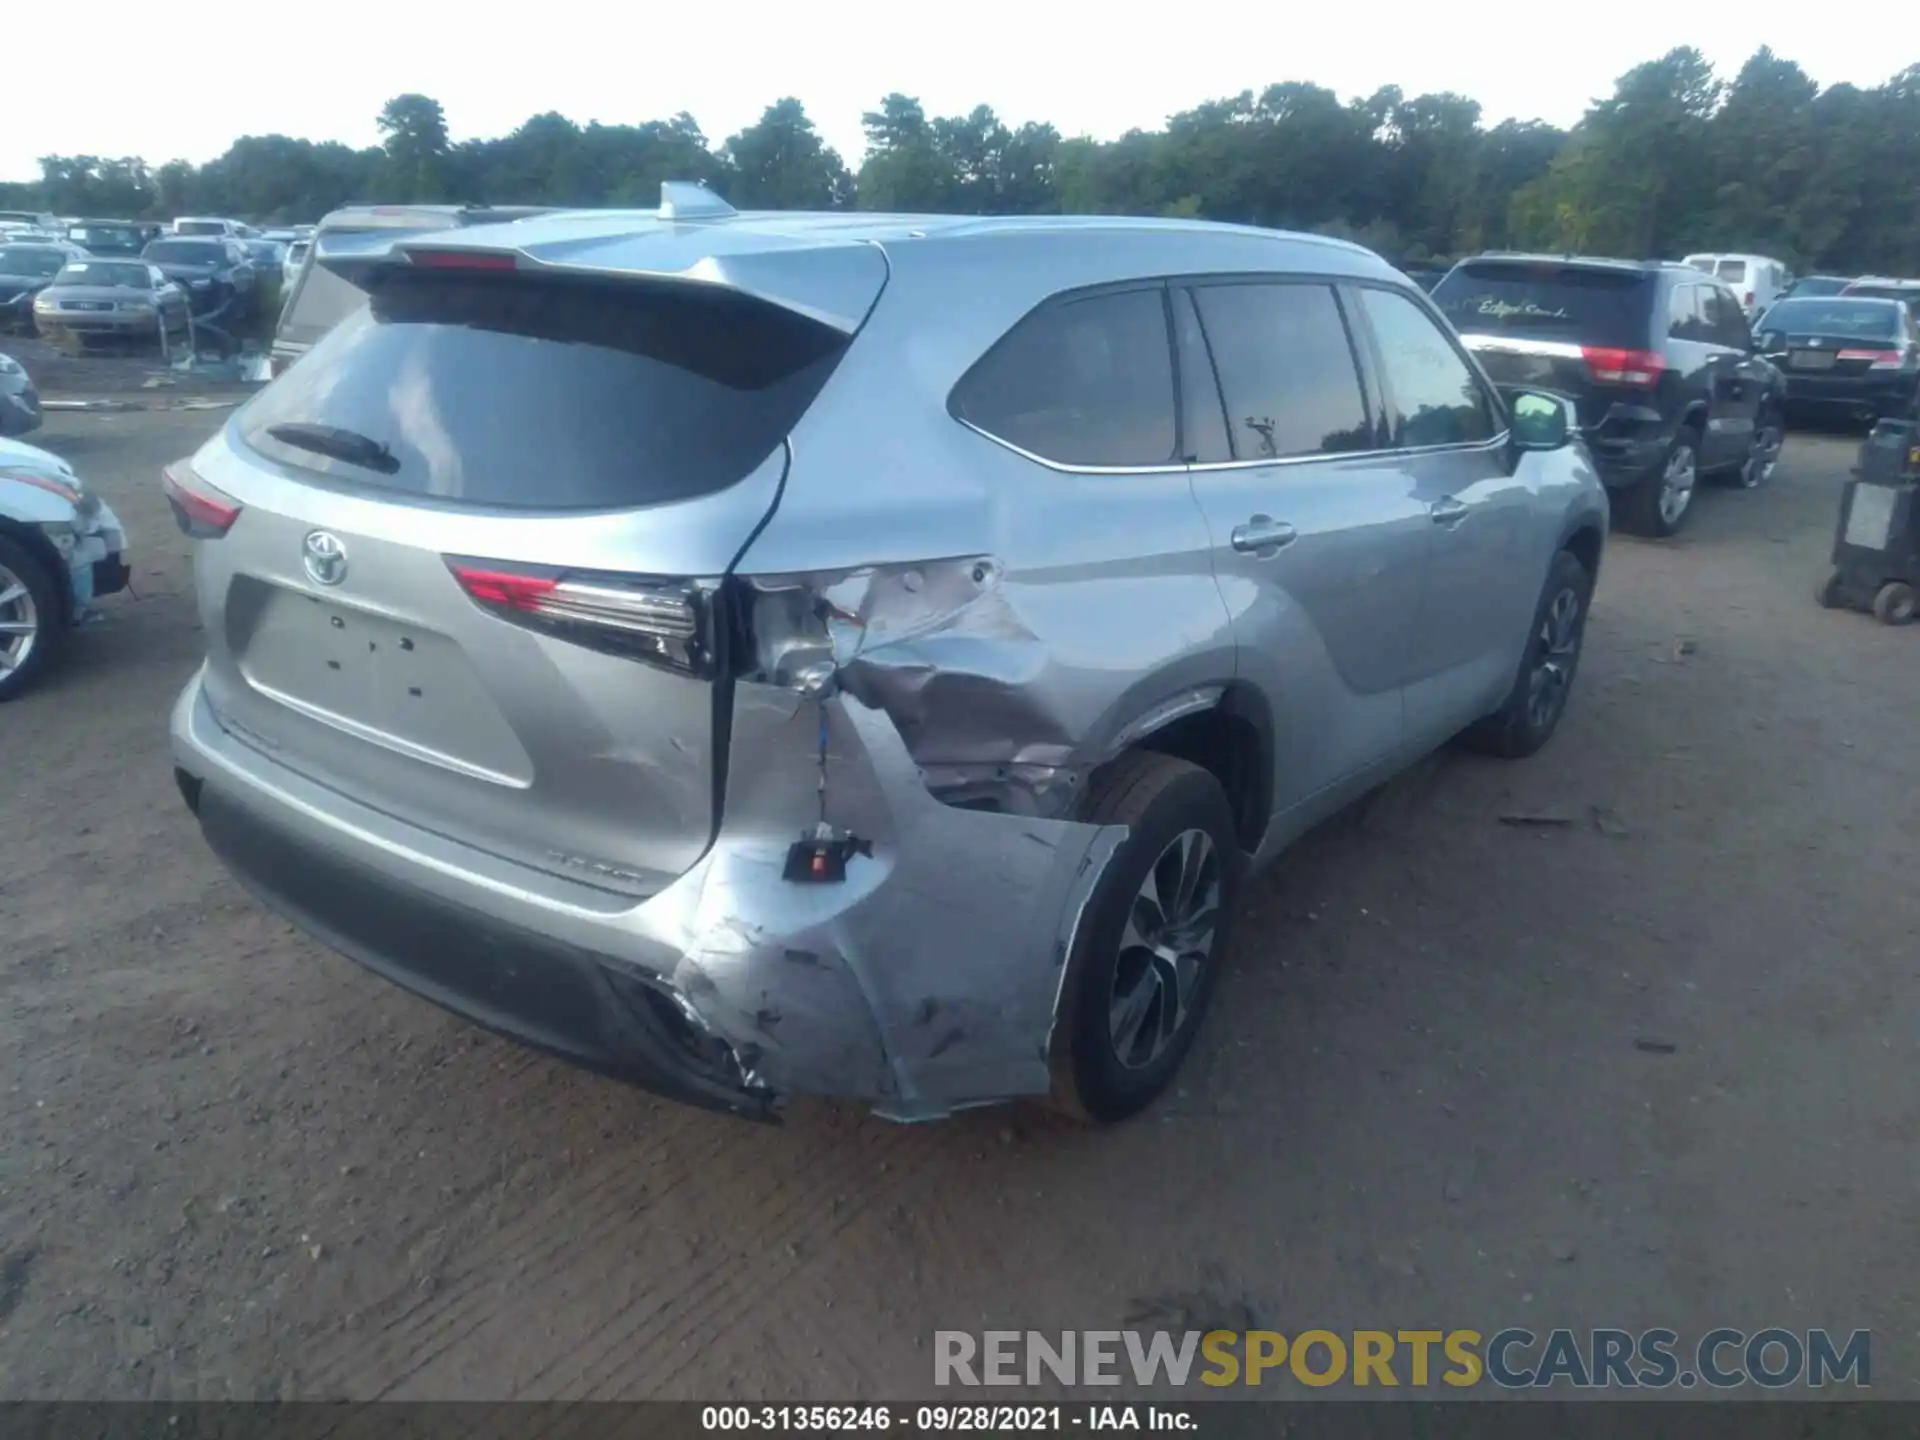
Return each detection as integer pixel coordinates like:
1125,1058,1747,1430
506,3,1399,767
4,0,1914,184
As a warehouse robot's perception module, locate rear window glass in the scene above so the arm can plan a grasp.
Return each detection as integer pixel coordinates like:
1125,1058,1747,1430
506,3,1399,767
240,269,849,510
1758,300,1901,339
175,221,227,236
146,240,223,264
1432,264,1653,348
951,287,1176,467
277,256,375,345
1715,259,1748,282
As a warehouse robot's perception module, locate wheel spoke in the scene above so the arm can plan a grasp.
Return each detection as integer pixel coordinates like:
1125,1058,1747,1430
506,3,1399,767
0,583,26,609
1108,969,1158,1060
0,621,33,635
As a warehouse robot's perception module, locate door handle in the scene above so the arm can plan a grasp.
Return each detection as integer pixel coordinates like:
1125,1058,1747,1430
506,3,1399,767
1230,515,1297,555
1430,497,1470,526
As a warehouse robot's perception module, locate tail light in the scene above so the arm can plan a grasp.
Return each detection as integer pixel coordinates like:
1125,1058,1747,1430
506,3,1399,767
1837,348,1906,369
161,462,242,538
447,557,715,676
1743,291,1755,308
1582,346,1667,386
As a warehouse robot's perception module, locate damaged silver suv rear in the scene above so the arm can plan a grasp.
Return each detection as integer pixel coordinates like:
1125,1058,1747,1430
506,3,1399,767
168,184,1608,1123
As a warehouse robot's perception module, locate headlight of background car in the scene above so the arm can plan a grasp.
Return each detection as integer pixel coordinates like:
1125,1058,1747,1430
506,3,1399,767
0,354,21,375
189,279,211,289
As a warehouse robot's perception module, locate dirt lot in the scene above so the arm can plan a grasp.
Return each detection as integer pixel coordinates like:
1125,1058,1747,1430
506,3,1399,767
2,407,1917,1401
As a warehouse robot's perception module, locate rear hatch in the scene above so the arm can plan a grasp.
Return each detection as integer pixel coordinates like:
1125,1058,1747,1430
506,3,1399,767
1433,259,1659,429
179,246,879,896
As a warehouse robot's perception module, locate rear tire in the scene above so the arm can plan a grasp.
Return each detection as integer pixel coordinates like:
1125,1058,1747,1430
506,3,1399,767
1620,429,1701,537
1816,569,1848,610
1462,548,1594,759
1049,752,1243,1124
0,534,64,702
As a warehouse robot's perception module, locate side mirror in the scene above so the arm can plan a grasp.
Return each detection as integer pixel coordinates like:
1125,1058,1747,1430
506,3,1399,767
1510,390,1573,451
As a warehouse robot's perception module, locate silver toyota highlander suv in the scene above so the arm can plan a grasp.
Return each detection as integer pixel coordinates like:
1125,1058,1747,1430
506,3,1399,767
167,183,1607,1125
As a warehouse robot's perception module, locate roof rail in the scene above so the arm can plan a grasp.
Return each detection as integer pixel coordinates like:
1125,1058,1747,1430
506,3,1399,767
659,181,737,222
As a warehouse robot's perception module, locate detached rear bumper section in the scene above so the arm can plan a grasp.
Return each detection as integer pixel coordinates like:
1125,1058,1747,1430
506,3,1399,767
170,672,1125,1123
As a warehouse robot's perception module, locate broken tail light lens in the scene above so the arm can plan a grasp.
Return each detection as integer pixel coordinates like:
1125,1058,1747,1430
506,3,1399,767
447,557,715,675
1581,346,1667,386
1836,348,1906,368
161,463,242,538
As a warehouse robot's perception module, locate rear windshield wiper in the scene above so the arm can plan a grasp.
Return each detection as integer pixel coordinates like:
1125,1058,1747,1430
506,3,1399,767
265,422,400,475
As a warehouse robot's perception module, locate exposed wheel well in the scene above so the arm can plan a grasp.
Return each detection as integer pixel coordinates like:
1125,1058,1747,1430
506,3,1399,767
1678,403,1708,438
0,518,71,626
1564,523,1603,582
1128,700,1269,855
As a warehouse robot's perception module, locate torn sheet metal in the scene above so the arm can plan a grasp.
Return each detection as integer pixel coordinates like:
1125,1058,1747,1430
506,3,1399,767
743,557,1113,817
626,688,1125,1118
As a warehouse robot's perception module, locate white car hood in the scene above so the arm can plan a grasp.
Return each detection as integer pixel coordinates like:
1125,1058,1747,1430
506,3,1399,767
0,433,77,484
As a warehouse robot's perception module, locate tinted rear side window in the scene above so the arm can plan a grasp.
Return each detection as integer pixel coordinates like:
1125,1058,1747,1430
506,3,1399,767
278,253,377,346
952,287,1177,468
1189,282,1371,461
1432,263,1654,349
240,270,849,510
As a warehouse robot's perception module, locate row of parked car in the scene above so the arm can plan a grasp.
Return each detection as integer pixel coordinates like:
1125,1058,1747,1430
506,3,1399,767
1417,251,1920,536
0,212,313,351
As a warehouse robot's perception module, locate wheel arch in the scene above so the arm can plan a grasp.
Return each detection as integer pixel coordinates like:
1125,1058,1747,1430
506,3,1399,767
1090,681,1274,857
0,516,72,627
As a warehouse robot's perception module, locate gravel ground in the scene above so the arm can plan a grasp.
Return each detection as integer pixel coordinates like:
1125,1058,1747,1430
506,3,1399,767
1,409,1916,1401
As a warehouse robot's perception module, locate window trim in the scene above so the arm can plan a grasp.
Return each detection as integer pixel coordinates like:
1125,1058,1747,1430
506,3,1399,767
946,278,1186,474
1344,278,1511,456
949,271,1512,477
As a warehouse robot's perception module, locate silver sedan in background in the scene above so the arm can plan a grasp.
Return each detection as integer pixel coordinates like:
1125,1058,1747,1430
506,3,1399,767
32,259,191,353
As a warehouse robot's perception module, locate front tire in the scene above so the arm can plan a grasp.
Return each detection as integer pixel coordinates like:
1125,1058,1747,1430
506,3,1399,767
1621,429,1700,537
1462,548,1594,759
1050,753,1243,1124
0,534,64,702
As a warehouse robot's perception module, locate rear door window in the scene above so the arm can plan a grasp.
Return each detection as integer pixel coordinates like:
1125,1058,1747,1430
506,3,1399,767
951,287,1177,468
240,269,851,510
1715,259,1748,283
1188,282,1371,461
1354,287,1497,448
1433,263,1654,349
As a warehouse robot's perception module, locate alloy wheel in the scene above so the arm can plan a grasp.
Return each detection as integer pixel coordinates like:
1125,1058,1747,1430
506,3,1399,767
1742,421,1783,489
1525,585,1585,732
1108,829,1223,1070
1659,445,1697,526
0,561,41,678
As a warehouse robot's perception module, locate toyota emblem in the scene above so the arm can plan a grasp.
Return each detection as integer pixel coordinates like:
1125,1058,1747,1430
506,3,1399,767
303,530,349,587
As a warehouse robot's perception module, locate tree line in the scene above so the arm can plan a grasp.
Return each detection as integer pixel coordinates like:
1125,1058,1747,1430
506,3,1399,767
6,47,1918,275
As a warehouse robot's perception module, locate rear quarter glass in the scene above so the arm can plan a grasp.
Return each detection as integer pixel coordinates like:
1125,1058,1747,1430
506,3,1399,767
240,269,851,511
1433,264,1655,350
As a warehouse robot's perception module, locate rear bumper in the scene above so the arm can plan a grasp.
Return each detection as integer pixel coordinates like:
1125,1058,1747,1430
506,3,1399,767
169,671,1123,1122
1584,431,1671,489
1782,371,1916,415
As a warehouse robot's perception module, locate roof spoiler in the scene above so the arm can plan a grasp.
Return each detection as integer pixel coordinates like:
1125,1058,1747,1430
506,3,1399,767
311,194,886,335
